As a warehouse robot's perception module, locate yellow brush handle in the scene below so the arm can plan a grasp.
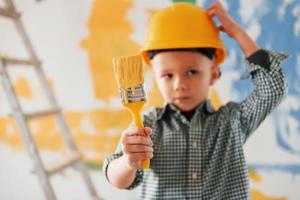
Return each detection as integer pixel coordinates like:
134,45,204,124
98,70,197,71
124,101,150,169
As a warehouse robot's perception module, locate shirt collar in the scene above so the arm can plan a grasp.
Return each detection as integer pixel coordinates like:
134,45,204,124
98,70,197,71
156,100,215,121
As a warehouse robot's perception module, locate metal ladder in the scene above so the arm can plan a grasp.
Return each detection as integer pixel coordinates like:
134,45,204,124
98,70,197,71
0,0,101,199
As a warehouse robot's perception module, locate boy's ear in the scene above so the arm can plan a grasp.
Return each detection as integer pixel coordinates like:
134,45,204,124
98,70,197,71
210,64,220,85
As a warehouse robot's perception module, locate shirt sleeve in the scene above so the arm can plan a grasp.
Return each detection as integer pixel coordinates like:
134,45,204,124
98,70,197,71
238,49,288,142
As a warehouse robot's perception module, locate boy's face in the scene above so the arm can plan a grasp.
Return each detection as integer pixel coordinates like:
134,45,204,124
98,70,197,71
151,51,219,112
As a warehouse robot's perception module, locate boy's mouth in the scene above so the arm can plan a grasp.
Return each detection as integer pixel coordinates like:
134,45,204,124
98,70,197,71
173,96,191,101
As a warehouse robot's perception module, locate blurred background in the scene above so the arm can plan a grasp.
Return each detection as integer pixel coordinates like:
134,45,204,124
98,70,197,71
0,0,299,199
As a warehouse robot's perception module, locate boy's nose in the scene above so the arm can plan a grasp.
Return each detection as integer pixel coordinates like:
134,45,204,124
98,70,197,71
174,78,187,91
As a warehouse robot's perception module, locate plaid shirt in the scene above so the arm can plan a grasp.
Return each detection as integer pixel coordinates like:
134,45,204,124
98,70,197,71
104,50,288,200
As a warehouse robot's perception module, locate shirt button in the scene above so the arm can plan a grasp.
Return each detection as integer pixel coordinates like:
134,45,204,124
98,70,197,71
192,141,197,149
192,172,197,179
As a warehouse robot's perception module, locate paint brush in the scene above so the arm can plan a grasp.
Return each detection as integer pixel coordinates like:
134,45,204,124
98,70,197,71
113,54,150,169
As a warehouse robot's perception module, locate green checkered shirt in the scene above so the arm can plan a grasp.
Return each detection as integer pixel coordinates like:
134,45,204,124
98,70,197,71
104,50,288,200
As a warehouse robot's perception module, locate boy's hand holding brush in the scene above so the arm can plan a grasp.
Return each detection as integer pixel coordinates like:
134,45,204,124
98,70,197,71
120,127,153,169
113,55,153,170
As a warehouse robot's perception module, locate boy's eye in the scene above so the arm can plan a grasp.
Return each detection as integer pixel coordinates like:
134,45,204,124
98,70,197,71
162,73,173,79
187,69,198,76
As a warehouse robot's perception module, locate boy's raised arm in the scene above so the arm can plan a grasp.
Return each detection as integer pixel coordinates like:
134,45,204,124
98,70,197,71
207,1,288,140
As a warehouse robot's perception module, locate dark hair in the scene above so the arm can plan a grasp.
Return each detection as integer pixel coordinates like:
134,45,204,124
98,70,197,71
147,48,216,60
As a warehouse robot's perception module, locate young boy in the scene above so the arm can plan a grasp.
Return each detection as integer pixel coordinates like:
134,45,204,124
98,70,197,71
104,2,287,199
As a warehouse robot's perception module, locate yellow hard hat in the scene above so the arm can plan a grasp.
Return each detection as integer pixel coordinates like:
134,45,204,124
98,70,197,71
141,2,226,64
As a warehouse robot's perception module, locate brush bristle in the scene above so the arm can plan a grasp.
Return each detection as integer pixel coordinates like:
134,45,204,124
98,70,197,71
113,54,145,103
113,54,144,90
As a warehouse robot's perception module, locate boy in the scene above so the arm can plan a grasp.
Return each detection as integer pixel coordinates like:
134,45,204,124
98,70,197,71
104,2,287,199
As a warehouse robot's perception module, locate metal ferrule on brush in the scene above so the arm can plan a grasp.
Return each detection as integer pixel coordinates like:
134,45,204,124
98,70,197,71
120,84,146,103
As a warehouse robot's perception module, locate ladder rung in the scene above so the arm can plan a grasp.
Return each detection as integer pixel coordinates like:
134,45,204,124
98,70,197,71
1,57,40,66
0,7,20,19
46,152,82,176
25,107,61,119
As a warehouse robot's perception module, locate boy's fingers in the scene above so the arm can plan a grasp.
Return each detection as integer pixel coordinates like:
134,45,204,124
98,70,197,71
144,127,152,136
122,135,153,146
128,153,153,162
207,1,226,18
207,7,217,18
212,1,224,9
207,1,218,10
122,127,152,138
122,127,144,136
126,153,153,169
123,145,153,154
207,1,222,11
130,160,141,169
